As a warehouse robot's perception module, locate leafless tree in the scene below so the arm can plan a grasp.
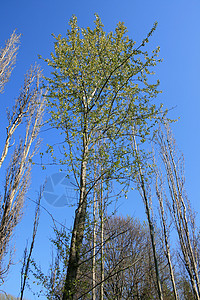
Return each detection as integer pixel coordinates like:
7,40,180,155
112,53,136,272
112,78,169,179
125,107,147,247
103,216,147,299
156,124,200,300
0,62,46,283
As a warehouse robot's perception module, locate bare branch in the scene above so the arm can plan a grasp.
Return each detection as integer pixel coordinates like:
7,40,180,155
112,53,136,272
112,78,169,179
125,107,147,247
0,31,20,93
156,124,200,299
0,66,46,283
0,65,45,168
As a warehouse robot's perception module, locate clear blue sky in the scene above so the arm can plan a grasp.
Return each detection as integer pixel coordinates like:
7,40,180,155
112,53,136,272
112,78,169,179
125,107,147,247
1,0,200,298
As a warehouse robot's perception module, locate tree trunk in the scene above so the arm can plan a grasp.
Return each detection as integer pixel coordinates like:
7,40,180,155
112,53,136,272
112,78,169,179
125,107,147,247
92,166,97,300
132,132,163,300
62,122,89,299
155,170,179,300
100,176,104,300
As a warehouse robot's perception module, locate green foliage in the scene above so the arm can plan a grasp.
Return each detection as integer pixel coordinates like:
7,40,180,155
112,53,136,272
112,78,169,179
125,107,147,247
43,14,165,185
42,15,169,298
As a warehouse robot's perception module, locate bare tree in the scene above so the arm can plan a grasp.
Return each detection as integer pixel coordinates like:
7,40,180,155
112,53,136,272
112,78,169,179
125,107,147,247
156,124,200,300
0,65,45,284
103,216,147,299
0,31,20,94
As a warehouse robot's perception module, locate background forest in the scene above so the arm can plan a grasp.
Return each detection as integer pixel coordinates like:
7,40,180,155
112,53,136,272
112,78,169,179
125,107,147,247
0,1,200,299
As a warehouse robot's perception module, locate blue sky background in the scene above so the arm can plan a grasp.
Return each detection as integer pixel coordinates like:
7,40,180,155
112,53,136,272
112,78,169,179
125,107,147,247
1,0,200,298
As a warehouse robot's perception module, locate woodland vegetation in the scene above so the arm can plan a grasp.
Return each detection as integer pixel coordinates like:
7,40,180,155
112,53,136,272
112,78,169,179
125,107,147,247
0,15,199,300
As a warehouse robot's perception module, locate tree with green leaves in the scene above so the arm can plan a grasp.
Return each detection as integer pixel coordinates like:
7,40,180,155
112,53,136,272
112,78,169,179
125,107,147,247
44,14,164,299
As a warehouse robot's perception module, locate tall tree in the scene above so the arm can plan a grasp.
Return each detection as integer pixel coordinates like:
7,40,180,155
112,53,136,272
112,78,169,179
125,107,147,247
0,32,45,283
156,124,200,300
0,65,45,283
44,14,164,298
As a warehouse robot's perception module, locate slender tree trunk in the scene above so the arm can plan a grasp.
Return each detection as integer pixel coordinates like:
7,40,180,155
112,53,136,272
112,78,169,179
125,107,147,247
92,164,97,300
100,175,104,300
155,170,179,300
160,210,178,300
132,132,163,300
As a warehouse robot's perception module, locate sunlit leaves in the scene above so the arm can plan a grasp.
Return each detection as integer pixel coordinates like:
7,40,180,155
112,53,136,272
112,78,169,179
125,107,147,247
44,14,164,185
